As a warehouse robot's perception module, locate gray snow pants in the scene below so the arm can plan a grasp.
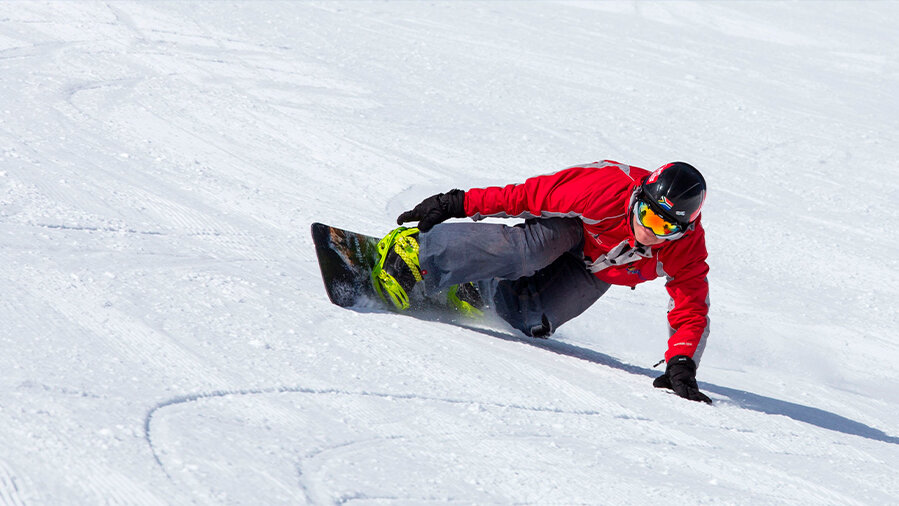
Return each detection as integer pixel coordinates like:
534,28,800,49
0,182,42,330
418,218,611,337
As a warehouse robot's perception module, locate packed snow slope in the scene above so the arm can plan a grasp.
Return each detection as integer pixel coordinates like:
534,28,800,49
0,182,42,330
1,1,898,504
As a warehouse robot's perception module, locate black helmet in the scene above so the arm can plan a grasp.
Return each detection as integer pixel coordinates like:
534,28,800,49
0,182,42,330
639,162,707,226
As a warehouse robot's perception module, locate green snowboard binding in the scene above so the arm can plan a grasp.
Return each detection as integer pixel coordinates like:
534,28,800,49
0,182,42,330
372,227,423,310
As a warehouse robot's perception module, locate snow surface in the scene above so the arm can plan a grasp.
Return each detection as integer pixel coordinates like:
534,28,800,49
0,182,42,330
1,1,898,504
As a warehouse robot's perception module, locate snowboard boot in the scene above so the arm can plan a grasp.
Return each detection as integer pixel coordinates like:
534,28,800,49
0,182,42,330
372,227,423,310
447,282,484,317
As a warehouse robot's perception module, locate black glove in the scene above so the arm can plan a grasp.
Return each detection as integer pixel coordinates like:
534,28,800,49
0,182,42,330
396,189,466,232
653,355,712,404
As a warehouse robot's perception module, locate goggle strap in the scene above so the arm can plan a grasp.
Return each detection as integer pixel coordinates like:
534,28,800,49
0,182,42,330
642,197,683,228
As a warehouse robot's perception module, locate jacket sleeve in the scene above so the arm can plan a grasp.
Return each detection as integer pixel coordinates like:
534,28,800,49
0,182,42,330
463,165,610,219
660,222,711,363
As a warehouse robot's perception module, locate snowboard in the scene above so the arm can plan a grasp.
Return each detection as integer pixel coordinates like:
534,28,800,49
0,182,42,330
311,222,384,308
310,222,485,321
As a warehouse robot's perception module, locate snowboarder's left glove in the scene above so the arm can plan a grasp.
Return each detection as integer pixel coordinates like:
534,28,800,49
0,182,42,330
396,189,466,232
653,355,712,404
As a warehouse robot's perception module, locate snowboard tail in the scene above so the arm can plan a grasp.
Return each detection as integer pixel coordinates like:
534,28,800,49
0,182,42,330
311,222,381,307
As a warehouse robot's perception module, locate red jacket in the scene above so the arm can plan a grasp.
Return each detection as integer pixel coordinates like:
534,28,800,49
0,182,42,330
463,160,710,362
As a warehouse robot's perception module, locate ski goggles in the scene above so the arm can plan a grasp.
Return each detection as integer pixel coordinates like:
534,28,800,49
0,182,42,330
635,200,685,239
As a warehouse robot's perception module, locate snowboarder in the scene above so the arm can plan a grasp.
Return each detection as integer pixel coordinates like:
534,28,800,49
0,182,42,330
375,160,712,403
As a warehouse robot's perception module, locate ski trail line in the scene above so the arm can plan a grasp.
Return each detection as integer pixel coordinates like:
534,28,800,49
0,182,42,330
143,384,608,478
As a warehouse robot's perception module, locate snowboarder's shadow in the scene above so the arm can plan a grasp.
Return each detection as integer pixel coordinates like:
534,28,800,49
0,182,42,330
457,324,899,446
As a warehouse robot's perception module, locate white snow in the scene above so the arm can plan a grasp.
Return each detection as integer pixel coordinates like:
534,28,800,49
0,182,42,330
1,1,897,504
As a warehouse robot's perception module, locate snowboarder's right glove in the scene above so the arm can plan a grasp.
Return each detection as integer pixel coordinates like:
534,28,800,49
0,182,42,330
396,189,466,232
653,355,712,404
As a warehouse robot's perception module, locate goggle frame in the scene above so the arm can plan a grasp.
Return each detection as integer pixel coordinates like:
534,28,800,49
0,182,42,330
635,199,686,240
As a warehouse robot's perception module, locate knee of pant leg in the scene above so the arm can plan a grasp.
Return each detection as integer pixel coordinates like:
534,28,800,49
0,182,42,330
509,219,584,278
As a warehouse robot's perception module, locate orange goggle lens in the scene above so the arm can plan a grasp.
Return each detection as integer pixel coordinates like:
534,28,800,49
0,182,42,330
637,201,682,237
